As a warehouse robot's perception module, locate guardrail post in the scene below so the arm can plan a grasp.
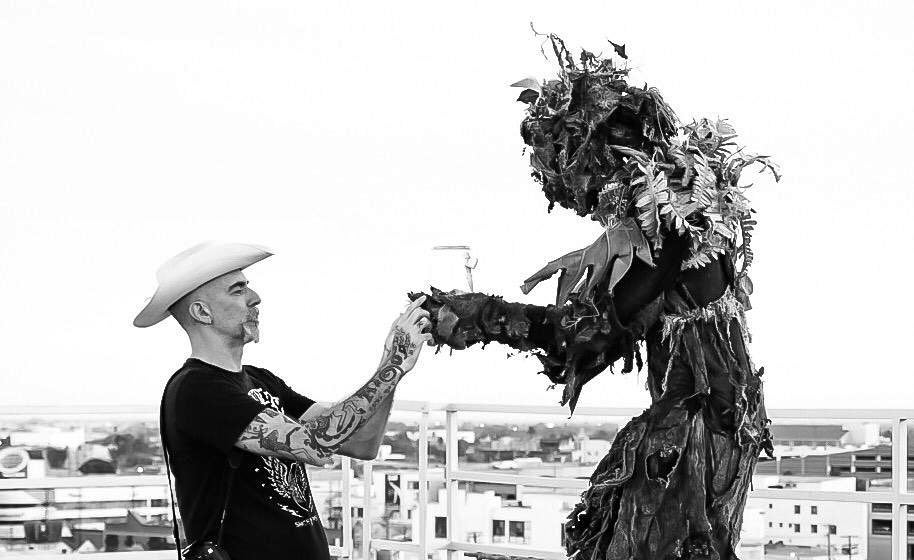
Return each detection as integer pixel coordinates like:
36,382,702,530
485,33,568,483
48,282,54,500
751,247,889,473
445,407,458,560
363,460,373,560
8,405,914,560
419,404,430,560
342,456,352,558
891,417,908,560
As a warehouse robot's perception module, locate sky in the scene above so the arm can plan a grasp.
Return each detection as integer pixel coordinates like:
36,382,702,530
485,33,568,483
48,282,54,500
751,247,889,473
1,1,912,413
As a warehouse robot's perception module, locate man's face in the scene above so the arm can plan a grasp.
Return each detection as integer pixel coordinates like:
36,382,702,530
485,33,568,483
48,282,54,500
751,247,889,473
197,270,262,344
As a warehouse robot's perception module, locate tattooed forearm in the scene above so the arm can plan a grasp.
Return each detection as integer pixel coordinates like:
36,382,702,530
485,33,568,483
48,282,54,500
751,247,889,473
236,408,311,462
236,327,418,465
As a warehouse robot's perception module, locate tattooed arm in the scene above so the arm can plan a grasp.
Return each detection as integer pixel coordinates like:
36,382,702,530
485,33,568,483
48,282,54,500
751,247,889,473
315,307,422,460
298,393,395,460
235,297,432,466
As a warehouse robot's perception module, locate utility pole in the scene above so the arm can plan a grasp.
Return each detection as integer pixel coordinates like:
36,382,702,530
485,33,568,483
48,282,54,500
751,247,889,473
432,245,477,292
826,532,831,560
839,534,857,559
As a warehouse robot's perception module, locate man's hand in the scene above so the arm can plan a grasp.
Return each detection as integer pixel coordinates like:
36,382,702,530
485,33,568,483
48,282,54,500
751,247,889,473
379,295,433,373
236,296,433,466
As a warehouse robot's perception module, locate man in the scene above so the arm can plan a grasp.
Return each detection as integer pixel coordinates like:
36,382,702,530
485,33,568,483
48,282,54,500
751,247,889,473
134,241,431,559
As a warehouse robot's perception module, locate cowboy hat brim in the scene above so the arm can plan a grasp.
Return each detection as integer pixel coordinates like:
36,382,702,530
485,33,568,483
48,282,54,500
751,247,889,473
133,241,273,328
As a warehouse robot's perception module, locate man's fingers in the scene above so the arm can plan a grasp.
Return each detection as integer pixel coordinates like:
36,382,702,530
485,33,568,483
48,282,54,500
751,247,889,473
407,321,431,339
395,298,428,329
405,295,426,313
406,307,430,325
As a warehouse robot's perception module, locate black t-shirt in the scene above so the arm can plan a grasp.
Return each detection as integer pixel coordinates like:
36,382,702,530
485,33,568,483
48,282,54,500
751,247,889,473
161,358,331,560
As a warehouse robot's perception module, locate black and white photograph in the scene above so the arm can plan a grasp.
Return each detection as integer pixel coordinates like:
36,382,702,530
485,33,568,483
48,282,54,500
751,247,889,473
1,2,912,559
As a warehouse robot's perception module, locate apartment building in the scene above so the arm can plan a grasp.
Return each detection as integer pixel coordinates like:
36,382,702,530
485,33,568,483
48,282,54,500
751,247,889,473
748,475,868,557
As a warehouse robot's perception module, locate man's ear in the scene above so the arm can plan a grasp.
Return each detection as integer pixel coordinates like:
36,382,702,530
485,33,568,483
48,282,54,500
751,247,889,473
188,301,214,325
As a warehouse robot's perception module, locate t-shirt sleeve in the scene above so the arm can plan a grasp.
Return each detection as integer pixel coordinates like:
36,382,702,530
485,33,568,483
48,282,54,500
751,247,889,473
259,368,316,419
173,372,267,455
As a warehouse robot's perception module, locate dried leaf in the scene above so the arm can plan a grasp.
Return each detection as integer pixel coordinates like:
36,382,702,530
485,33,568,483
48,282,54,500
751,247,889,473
608,40,627,59
521,218,654,304
516,89,540,103
510,77,542,93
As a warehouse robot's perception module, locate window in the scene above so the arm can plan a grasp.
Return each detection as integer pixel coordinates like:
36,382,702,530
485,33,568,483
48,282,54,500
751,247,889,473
768,503,773,509
508,521,531,545
873,503,892,513
811,525,818,534
492,520,505,539
435,517,447,539
768,522,772,528
811,506,817,515
793,505,801,514
407,510,413,519
779,523,784,528
872,520,892,535
509,521,523,538
794,525,800,533
407,481,419,490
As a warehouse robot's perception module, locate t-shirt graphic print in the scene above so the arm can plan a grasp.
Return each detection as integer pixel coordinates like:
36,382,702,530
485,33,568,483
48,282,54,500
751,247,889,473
245,386,319,526
163,358,331,560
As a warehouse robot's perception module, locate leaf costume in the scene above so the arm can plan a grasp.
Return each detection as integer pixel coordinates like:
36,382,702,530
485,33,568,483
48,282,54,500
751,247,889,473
414,36,778,560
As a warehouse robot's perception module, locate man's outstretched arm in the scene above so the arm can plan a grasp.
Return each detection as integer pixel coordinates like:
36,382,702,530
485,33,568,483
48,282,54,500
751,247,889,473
299,392,395,461
235,297,431,466
297,322,413,460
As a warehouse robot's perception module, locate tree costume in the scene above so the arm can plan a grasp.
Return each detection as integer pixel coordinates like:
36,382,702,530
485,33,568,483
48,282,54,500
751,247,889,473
413,37,778,560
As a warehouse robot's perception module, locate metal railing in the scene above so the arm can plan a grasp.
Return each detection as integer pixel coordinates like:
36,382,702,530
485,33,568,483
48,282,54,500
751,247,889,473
1,404,912,560
367,404,913,560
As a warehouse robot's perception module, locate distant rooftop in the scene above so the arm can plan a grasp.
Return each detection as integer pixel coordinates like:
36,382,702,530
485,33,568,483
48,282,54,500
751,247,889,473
769,425,847,442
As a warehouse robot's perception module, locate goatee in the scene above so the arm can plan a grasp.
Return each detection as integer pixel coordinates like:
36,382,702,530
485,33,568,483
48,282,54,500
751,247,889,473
243,321,260,343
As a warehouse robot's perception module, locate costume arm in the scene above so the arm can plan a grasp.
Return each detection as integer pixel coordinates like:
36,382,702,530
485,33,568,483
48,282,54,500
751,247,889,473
415,231,688,410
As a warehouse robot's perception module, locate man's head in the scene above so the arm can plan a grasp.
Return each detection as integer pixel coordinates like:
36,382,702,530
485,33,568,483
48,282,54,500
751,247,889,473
133,241,272,329
169,269,262,345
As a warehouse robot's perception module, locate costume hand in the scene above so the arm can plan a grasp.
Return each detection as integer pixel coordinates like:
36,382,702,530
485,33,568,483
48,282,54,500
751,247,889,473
379,296,433,374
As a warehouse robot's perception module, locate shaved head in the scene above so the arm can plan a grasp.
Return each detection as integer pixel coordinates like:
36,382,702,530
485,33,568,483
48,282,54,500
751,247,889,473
168,269,261,344
169,285,208,331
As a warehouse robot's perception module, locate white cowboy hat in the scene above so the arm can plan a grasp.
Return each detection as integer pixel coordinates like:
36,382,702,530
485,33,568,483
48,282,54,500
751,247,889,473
133,241,273,328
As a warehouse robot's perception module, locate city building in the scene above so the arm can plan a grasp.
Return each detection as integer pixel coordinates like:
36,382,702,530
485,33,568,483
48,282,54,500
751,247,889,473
867,500,914,559
748,475,868,557
0,450,172,554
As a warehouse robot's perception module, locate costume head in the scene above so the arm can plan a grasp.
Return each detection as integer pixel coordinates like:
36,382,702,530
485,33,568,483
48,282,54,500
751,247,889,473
516,41,677,219
514,36,779,307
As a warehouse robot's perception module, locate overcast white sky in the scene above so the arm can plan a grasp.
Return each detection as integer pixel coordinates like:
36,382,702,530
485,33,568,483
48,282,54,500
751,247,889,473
1,1,912,412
